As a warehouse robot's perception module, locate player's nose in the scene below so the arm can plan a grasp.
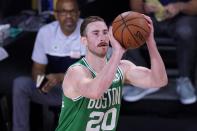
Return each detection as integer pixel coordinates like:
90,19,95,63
99,34,106,41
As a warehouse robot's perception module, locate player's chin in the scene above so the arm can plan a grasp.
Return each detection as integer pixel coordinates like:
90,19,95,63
100,46,108,51
97,50,107,58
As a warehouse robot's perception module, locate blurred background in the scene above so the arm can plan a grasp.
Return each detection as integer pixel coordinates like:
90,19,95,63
1,0,197,131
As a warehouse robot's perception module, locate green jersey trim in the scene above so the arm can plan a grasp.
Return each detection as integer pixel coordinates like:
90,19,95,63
82,57,97,76
72,96,83,101
117,67,124,84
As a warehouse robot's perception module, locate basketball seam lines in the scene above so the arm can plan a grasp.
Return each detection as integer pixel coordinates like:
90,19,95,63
113,17,144,24
114,17,149,33
120,15,140,48
120,15,127,48
113,13,130,23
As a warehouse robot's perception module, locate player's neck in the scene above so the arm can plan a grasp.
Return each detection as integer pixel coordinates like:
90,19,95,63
85,54,107,73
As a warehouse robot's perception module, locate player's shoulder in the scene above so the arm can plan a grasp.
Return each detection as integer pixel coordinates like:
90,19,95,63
66,65,83,75
66,64,92,78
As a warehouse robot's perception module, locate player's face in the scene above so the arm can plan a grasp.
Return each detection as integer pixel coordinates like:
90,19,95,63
55,0,80,35
85,21,109,58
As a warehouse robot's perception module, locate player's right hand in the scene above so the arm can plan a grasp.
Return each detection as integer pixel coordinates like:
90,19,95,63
108,26,125,54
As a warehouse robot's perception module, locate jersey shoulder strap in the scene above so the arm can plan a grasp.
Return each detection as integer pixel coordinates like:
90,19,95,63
70,57,96,78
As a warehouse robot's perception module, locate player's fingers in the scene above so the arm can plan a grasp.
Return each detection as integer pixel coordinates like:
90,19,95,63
142,14,152,23
108,26,113,37
142,15,153,32
108,26,114,42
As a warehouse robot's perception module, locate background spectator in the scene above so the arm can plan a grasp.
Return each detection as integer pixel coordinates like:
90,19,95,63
12,0,86,131
129,0,197,104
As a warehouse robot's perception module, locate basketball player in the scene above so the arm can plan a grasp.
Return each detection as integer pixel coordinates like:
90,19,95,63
55,15,168,131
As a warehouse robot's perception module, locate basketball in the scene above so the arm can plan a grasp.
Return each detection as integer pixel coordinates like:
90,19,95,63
112,11,150,49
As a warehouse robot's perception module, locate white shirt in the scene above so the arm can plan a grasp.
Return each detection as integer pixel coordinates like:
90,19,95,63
32,18,86,65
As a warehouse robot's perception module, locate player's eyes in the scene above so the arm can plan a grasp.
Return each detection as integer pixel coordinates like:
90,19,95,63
103,31,108,35
93,32,99,36
103,30,108,35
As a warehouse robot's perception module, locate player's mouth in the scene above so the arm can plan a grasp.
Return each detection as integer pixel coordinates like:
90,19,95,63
98,42,108,47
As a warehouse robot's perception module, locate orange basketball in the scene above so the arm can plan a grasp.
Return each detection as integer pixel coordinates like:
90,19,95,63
112,11,150,49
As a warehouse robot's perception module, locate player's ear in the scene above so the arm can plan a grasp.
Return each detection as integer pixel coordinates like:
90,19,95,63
81,37,88,46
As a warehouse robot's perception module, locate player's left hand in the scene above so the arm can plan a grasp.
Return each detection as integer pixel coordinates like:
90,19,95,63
142,15,154,42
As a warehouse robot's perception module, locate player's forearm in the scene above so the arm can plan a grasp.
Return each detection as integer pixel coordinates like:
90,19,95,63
88,51,123,99
146,39,168,87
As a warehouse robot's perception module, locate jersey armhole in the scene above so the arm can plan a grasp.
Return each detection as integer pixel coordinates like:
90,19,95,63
66,63,87,102
117,66,124,84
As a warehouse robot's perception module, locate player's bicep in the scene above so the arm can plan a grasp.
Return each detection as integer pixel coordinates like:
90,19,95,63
120,60,151,87
126,66,151,84
62,66,93,98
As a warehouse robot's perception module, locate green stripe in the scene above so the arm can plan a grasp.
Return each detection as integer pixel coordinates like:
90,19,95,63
117,67,124,84
82,58,97,76
73,96,83,101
